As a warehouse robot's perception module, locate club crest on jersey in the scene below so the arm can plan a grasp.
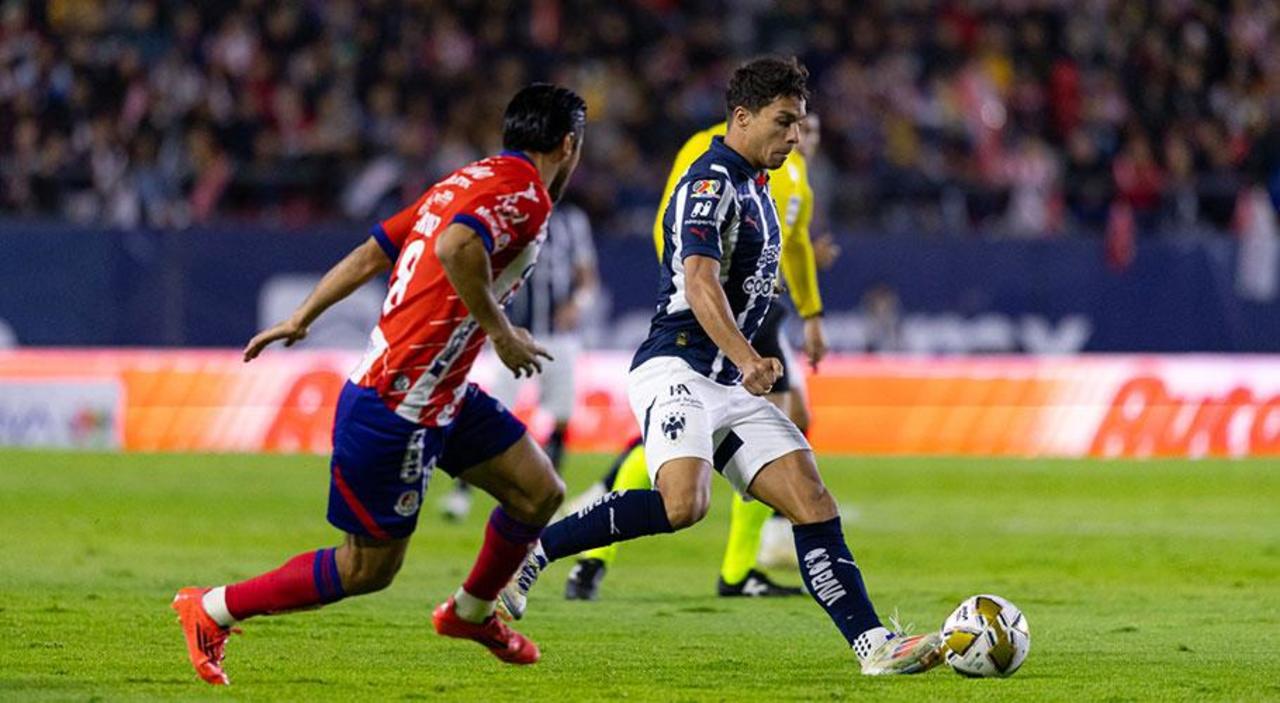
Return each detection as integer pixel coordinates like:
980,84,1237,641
393,490,421,517
691,179,721,198
660,412,687,442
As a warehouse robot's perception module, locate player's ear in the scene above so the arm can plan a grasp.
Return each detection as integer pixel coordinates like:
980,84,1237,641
559,132,575,161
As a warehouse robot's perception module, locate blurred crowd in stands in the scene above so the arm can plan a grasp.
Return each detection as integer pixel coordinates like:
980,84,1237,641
2,0,1278,239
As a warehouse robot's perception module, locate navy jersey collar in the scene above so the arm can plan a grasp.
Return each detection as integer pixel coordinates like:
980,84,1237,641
499,149,536,167
709,136,763,180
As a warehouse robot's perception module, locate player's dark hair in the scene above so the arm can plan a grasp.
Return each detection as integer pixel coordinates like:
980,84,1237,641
725,56,809,117
502,83,587,153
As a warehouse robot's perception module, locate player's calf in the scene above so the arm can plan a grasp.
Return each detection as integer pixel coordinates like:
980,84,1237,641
335,536,407,595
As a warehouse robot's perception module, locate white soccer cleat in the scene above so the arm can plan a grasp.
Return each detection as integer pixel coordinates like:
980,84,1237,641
857,626,945,676
498,543,547,621
756,515,798,568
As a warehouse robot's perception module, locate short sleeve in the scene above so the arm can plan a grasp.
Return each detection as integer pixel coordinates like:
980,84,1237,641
372,193,427,260
450,210,495,252
672,176,735,261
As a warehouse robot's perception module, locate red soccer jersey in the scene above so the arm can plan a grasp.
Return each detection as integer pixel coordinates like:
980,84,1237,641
350,151,552,426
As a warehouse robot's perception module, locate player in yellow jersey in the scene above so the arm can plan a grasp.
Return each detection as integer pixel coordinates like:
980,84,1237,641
563,113,831,599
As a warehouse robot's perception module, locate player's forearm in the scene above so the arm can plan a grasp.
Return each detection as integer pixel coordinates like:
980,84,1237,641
292,238,390,327
437,236,515,341
687,271,760,369
781,231,823,318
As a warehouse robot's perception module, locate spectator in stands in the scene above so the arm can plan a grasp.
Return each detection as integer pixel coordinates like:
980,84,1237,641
0,0,1276,239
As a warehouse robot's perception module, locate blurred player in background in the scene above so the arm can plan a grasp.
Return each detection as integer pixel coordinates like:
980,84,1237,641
170,84,586,684
502,58,943,677
440,203,599,521
560,110,832,600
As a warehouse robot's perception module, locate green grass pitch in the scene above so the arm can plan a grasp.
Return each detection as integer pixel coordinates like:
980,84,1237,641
0,450,1277,701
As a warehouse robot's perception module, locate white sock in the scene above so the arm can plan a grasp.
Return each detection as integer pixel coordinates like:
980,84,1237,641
452,587,496,623
852,626,893,663
201,586,237,628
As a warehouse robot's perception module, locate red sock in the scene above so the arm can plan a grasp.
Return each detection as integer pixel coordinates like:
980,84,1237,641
462,508,544,600
225,547,345,620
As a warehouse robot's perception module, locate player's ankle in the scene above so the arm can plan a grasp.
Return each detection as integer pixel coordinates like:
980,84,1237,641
453,588,496,623
852,626,892,663
201,586,237,628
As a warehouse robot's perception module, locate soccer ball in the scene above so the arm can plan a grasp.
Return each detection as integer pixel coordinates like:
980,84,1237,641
941,594,1030,678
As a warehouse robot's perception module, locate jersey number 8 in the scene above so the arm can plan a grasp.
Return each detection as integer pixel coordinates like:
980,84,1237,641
383,239,427,315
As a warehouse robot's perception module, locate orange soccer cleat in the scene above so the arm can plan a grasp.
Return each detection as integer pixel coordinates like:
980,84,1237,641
171,587,240,685
432,597,541,665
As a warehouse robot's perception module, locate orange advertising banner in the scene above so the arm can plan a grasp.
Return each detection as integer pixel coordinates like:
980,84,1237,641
1,350,1276,457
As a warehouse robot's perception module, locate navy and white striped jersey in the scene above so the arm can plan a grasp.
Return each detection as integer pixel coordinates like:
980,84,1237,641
632,136,783,385
506,203,596,337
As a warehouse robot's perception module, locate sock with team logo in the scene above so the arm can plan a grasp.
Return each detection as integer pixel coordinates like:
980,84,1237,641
792,517,882,646
541,489,673,562
579,440,650,567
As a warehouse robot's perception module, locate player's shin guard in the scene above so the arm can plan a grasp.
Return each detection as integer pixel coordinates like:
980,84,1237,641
462,507,544,601
792,517,883,646
217,548,345,624
541,489,673,562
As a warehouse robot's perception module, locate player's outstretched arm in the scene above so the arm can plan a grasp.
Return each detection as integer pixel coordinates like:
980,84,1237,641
243,237,391,362
435,223,551,378
684,254,782,395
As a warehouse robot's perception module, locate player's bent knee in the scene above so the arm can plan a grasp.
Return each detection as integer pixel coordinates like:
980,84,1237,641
661,491,710,529
504,471,564,525
534,474,567,518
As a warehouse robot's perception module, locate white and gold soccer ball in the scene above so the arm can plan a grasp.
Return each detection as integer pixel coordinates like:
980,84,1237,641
941,594,1030,678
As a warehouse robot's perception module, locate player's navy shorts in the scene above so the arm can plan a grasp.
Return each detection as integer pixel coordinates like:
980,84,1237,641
327,381,526,539
751,302,791,393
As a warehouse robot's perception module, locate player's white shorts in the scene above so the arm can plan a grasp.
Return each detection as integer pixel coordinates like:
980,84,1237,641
487,334,580,422
627,356,810,498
